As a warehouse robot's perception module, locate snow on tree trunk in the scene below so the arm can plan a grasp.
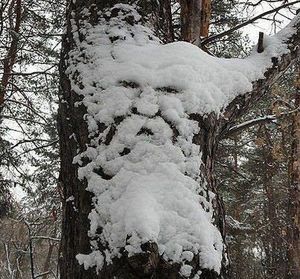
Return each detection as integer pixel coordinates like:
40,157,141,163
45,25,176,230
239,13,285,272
57,0,300,278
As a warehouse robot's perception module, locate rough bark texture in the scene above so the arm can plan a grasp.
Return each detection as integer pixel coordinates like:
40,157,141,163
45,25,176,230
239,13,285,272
287,66,300,279
57,2,96,277
200,0,211,37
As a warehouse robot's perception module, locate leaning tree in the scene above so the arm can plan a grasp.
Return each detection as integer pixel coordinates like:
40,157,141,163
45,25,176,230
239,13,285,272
57,0,300,278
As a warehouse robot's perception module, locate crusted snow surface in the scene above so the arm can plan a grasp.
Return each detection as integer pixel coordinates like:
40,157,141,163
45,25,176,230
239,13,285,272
67,4,299,277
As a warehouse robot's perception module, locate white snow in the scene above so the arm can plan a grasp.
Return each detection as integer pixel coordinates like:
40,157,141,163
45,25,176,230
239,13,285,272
66,3,299,277
66,195,75,202
181,264,193,277
76,251,104,272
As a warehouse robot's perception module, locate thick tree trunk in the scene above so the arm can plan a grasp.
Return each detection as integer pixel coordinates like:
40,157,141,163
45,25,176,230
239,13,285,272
58,86,224,279
287,66,300,279
57,2,96,277
58,1,225,278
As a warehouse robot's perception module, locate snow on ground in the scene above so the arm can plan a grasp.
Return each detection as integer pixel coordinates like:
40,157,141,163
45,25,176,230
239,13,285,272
65,4,299,277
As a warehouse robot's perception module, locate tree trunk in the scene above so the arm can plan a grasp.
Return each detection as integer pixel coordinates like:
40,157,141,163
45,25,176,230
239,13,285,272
58,1,225,278
199,0,211,38
287,66,300,279
180,0,211,42
0,0,22,113
260,126,287,279
180,0,202,42
42,222,58,279
57,2,96,277
153,0,174,42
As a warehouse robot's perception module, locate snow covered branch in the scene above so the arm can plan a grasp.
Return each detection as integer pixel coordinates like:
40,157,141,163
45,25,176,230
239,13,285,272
222,12,300,130
222,107,300,138
221,115,277,138
201,0,300,46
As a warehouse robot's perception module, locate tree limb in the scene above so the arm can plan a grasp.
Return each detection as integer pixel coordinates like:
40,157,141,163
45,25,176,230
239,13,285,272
31,236,60,242
202,0,300,46
220,13,300,134
222,115,277,138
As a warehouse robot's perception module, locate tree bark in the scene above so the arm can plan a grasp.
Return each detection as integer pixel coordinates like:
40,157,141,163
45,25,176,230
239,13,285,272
180,0,202,42
200,0,211,37
180,0,211,42
57,2,95,277
287,65,300,279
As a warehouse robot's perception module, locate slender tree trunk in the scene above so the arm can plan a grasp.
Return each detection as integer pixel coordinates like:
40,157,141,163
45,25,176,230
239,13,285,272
200,0,211,37
42,223,58,279
153,0,174,42
261,126,287,279
0,0,22,113
180,0,202,42
180,0,211,42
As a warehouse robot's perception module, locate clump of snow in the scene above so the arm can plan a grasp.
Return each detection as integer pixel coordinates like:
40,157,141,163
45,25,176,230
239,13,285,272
180,264,193,277
193,271,203,279
76,251,104,271
66,195,75,202
65,3,299,277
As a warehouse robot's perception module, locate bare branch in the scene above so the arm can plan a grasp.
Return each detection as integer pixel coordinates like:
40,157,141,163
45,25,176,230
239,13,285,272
16,139,59,158
30,236,60,242
34,271,52,279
